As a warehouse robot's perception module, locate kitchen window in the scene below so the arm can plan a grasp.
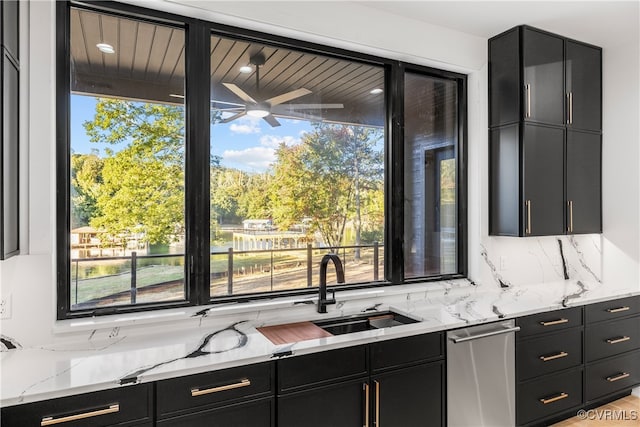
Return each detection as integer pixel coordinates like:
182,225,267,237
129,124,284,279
56,1,467,319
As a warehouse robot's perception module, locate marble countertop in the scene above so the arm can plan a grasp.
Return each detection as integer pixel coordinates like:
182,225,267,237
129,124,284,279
1,279,638,408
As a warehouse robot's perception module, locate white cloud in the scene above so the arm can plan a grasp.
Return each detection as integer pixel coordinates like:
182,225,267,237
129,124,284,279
222,146,275,172
259,134,299,148
229,123,260,134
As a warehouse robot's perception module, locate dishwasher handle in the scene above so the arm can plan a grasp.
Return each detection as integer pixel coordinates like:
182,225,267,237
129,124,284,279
449,325,520,344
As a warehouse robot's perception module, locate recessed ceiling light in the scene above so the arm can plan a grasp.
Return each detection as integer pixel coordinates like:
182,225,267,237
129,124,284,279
370,88,383,94
96,43,115,54
239,65,253,73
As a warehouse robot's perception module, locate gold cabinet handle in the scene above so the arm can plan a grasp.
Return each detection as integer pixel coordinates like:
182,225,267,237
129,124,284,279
606,336,631,345
540,351,569,362
540,392,568,405
374,380,380,427
539,318,569,327
607,372,630,382
567,200,574,233
363,383,370,427
191,378,250,397
41,404,119,426
607,306,631,313
526,200,532,235
525,84,531,118
568,92,573,124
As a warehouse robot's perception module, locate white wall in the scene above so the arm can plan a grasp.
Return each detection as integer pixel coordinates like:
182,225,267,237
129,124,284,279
1,0,638,347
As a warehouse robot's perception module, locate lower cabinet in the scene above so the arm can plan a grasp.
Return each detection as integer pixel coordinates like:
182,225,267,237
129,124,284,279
371,361,443,427
277,332,445,427
516,368,583,426
516,296,640,426
585,351,640,402
0,383,153,427
277,379,366,427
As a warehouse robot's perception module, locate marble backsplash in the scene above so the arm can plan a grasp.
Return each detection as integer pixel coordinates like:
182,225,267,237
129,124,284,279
477,234,601,289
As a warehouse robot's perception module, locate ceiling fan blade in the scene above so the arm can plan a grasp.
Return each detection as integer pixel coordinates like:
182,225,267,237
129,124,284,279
273,103,344,110
271,111,324,122
263,114,281,127
222,83,258,104
266,88,312,106
221,111,247,123
211,99,245,107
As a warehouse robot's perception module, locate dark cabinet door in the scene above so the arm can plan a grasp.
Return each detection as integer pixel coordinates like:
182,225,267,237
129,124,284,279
522,28,565,126
278,379,366,427
372,362,443,427
2,53,19,259
156,397,273,427
567,131,601,234
489,28,520,127
566,41,601,132
522,124,565,236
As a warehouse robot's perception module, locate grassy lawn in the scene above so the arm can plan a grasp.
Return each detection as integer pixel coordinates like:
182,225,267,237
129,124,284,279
71,246,384,306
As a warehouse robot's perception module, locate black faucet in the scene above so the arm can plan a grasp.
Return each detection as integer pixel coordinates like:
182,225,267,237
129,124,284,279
318,253,345,313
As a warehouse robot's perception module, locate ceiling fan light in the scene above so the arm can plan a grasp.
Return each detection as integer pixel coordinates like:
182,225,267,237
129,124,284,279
246,107,270,118
239,65,253,73
370,88,383,94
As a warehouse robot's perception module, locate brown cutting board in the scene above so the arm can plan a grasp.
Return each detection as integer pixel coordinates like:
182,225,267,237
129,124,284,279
258,321,333,345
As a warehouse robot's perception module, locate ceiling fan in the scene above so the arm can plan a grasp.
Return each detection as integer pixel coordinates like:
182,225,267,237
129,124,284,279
215,52,343,127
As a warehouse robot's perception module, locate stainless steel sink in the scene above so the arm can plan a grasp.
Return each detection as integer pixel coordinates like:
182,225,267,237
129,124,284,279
313,311,418,335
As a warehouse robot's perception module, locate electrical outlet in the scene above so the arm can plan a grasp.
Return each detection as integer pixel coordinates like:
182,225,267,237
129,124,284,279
0,294,11,320
499,256,508,271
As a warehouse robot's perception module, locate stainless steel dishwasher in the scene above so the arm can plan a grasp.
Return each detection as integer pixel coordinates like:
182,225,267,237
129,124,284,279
447,320,520,427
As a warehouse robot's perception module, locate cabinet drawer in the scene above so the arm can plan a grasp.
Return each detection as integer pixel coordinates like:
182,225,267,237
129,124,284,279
0,384,152,427
586,316,640,362
370,332,443,372
156,362,273,418
586,296,640,323
517,329,583,381
516,307,582,337
586,351,640,402
277,345,367,393
516,368,583,426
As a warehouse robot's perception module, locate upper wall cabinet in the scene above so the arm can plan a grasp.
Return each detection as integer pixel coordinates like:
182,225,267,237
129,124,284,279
489,26,602,236
489,26,602,132
566,41,602,132
1,0,20,259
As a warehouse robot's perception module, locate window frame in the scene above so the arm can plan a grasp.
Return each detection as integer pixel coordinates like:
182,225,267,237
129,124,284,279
56,0,467,320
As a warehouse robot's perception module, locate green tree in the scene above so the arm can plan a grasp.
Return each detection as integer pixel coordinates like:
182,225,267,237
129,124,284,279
70,151,104,228
210,167,249,224
242,172,273,219
84,99,185,245
271,124,383,251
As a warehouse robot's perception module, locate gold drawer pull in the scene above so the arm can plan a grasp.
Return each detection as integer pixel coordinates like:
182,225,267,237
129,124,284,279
540,351,569,362
540,318,569,326
41,404,119,426
540,392,569,405
363,382,370,427
191,378,251,397
606,336,631,345
607,306,630,313
607,372,630,382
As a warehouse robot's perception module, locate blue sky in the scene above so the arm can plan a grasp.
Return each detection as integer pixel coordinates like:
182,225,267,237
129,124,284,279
71,94,312,173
